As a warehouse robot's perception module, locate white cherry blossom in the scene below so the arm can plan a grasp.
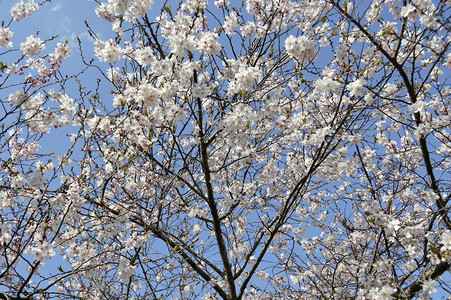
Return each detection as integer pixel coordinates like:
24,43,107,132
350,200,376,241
20,35,45,56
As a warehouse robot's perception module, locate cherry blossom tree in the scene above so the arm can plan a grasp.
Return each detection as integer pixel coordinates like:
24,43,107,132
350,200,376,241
0,1,84,299
1,0,450,299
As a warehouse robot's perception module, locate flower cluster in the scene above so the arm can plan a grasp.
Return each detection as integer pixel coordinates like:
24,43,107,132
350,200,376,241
348,78,366,97
20,35,45,56
50,43,72,65
10,0,39,21
134,46,153,66
0,28,13,48
95,0,154,23
285,35,316,61
94,39,122,63
197,32,221,55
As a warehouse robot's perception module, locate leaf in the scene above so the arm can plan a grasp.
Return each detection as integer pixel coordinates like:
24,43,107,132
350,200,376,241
429,244,440,255
164,6,172,17
0,62,8,71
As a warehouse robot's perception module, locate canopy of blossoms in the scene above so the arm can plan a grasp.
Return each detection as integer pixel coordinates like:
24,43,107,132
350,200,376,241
0,0,450,299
